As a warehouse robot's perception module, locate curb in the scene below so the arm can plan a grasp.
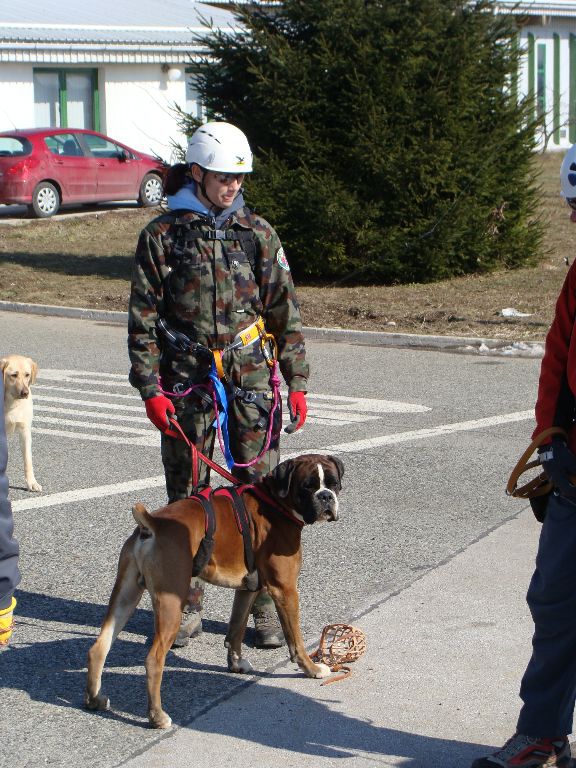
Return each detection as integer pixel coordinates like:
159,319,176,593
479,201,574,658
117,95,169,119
0,299,546,357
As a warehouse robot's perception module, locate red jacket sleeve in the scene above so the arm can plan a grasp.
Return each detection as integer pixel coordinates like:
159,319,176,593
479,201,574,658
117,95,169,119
533,262,576,439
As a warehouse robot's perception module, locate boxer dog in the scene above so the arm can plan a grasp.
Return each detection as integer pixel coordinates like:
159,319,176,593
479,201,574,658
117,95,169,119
85,453,344,729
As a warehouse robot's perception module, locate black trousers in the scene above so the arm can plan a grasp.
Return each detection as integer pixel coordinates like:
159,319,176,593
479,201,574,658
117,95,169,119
0,379,20,610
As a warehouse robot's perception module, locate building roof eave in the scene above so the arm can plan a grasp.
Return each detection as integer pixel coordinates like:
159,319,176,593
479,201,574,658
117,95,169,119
0,41,207,64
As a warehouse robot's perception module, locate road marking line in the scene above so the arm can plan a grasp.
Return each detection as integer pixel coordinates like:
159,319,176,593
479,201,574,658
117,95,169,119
307,393,431,413
35,395,143,411
40,368,127,380
321,410,534,453
34,415,154,436
12,476,167,511
307,413,381,424
36,385,139,400
34,405,149,423
14,409,534,512
32,427,157,446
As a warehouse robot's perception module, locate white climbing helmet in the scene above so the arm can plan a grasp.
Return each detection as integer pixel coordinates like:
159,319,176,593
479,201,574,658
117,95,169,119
185,122,253,173
560,143,576,198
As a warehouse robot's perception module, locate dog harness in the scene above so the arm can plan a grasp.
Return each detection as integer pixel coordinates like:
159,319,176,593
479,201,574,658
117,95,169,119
190,486,259,589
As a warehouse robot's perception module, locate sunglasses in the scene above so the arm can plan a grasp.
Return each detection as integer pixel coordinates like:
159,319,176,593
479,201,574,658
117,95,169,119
212,172,245,185
567,197,576,211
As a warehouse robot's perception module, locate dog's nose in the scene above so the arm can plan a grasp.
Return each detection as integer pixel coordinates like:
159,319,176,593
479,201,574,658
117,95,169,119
19,390,29,399
316,490,333,505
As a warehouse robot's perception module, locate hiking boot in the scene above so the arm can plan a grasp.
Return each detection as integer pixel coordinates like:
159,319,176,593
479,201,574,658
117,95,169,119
172,606,203,648
0,596,16,649
471,734,573,768
253,606,285,649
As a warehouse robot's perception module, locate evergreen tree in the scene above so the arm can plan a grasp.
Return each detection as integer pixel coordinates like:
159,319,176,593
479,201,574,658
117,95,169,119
180,0,542,283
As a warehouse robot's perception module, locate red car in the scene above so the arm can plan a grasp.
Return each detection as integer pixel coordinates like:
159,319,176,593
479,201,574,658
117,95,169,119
0,127,166,218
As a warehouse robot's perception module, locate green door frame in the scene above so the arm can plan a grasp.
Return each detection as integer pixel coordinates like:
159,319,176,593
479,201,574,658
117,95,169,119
34,68,100,131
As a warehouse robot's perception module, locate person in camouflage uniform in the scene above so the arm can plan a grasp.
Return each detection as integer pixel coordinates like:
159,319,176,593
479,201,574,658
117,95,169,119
128,122,309,649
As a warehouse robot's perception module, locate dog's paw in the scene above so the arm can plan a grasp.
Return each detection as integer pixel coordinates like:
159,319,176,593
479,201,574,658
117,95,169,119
84,691,110,711
231,657,254,674
311,662,332,679
227,648,254,674
149,711,172,729
27,480,42,493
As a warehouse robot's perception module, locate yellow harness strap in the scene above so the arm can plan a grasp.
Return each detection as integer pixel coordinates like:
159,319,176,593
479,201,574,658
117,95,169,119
212,349,226,380
237,316,266,346
211,317,272,380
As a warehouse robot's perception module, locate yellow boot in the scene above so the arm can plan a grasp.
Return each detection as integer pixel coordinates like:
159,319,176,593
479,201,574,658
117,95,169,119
0,596,16,647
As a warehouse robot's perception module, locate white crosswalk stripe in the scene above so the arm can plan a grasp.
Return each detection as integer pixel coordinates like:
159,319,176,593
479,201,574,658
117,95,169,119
30,367,432,443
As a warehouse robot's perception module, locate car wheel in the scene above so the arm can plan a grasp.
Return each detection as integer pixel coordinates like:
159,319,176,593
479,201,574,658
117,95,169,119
30,182,60,218
138,173,163,207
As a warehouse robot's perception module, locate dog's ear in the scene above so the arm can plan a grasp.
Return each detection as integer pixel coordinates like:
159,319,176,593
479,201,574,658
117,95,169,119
29,359,38,385
272,459,296,498
0,358,8,383
329,455,345,483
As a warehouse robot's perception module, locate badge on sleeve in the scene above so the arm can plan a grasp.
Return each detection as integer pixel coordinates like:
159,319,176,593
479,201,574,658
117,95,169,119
276,246,290,271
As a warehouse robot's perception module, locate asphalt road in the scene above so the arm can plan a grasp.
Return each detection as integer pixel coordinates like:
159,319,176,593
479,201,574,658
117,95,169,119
0,310,541,768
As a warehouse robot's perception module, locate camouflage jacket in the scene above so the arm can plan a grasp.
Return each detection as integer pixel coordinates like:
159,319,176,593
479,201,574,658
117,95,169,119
128,206,309,400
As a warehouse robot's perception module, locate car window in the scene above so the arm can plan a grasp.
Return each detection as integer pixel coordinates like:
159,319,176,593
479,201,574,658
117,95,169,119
0,137,32,157
43,133,83,157
83,134,129,159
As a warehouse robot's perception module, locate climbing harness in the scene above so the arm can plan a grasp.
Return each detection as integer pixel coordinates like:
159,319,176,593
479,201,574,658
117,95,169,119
310,624,367,685
157,315,282,470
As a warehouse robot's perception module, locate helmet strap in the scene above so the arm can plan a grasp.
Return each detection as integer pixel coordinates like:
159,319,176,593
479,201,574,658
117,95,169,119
191,165,221,212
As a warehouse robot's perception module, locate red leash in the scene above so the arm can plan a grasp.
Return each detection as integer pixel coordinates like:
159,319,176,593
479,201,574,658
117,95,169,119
166,417,304,528
167,417,240,489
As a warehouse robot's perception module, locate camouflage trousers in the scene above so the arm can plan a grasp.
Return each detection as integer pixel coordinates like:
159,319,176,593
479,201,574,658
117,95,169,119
161,389,282,614
160,392,281,497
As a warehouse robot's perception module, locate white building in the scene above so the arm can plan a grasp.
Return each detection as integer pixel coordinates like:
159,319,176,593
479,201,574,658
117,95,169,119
2,1,576,156
496,1,576,148
0,0,238,162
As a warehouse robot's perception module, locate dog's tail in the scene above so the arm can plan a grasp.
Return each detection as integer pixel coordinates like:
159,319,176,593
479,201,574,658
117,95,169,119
132,502,156,537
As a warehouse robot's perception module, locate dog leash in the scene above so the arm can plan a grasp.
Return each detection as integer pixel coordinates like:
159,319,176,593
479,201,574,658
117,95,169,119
310,624,367,685
506,426,569,499
166,416,303,527
167,417,239,489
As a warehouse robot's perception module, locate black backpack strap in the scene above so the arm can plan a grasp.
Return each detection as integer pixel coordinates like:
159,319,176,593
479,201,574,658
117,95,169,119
168,210,259,271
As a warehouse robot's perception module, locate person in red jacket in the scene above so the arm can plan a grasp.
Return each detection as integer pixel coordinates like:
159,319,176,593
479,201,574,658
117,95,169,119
470,149,576,767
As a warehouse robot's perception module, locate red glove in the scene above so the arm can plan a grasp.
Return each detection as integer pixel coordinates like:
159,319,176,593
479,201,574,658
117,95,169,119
145,395,176,433
287,391,307,432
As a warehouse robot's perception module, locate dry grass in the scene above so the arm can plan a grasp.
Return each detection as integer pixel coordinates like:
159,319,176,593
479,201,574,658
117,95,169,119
0,153,572,341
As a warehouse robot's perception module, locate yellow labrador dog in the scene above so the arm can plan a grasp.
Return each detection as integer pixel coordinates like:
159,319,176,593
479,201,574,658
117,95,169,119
1,354,42,492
